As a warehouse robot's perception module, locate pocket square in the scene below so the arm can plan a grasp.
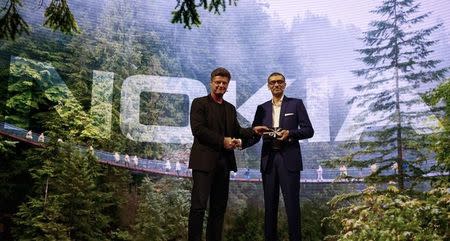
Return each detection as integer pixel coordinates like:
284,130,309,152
284,113,294,116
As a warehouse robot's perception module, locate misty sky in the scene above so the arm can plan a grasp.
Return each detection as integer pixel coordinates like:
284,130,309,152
262,0,450,31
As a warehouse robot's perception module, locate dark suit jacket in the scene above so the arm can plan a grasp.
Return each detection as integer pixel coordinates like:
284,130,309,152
189,95,254,172
252,96,314,172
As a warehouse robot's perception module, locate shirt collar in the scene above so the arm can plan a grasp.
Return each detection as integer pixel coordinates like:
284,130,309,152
271,96,284,107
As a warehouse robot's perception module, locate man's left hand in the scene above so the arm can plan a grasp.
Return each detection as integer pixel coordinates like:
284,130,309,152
253,126,269,135
276,130,289,141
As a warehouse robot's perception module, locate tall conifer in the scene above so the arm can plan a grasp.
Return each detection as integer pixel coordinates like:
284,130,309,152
339,0,448,190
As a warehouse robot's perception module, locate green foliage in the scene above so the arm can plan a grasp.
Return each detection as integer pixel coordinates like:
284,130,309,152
132,177,191,241
0,137,43,240
47,96,102,140
0,0,30,40
110,229,133,241
5,54,114,141
1,0,180,158
324,186,450,241
132,178,166,241
4,56,105,140
14,196,71,241
12,141,126,240
424,79,450,187
0,0,77,40
140,92,188,127
171,0,238,29
301,198,333,241
224,196,333,241
0,137,16,153
44,0,80,35
70,0,173,157
224,203,264,241
5,59,47,129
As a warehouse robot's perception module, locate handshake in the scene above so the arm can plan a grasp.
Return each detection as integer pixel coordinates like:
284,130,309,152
223,137,243,150
223,126,290,150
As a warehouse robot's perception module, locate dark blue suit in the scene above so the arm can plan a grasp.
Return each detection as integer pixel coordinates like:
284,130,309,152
252,96,314,241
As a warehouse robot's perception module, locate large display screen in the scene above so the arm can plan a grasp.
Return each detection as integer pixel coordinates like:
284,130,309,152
1,0,449,179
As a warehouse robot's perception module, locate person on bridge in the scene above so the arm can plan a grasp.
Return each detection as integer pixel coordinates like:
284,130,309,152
165,159,171,173
175,160,181,176
251,72,314,241
188,67,259,241
317,165,323,181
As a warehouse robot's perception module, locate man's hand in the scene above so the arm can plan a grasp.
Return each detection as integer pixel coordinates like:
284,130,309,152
232,138,242,149
276,130,289,141
253,126,269,135
224,137,236,149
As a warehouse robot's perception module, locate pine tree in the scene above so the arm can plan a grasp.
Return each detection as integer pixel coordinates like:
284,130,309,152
12,139,118,240
224,204,264,241
339,0,448,190
0,138,39,240
132,177,166,241
132,177,190,241
14,196,71,241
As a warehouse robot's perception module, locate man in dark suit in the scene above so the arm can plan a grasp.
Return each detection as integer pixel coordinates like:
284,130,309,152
252,72,314,241
188,67,256,241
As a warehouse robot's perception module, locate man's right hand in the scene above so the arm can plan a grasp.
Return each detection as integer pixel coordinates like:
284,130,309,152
224,137,236,149
253,126,269,135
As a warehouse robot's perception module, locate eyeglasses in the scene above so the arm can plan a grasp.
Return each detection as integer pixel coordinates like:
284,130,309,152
268,80,285,85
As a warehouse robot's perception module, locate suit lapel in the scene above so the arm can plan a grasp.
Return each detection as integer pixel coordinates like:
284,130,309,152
265,101,273,128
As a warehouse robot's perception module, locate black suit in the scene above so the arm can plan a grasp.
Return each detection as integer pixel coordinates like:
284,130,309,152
252,96,314,241
188,94,254,241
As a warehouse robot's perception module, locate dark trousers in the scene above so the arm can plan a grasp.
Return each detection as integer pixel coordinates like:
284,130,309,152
188,157,230,241
262,152,301,241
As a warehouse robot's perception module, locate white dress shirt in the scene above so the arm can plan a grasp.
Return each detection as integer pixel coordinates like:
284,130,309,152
272,96,283,128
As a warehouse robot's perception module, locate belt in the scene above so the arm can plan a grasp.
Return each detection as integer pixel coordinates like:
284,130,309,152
271,139,283,151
